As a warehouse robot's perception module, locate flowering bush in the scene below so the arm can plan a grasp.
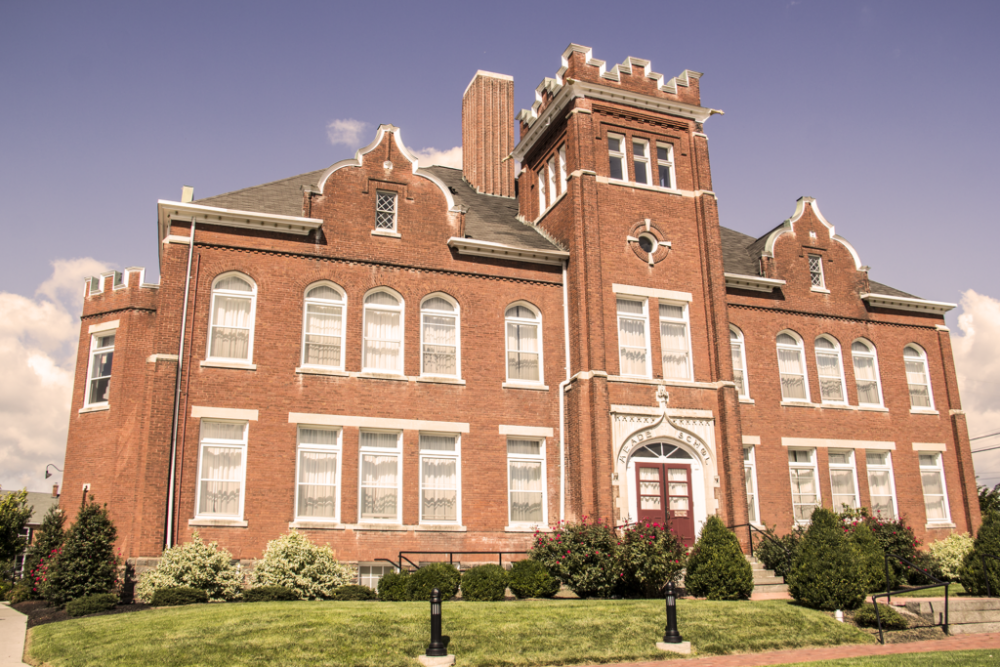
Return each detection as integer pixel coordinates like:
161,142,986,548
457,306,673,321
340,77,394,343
614,520,686,598
249,531,354,600
930,533,974,581
838,507,919,588
529,518,618,598
135,533,243,603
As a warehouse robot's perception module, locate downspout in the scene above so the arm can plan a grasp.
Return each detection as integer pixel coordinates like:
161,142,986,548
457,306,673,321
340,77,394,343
559,259,571,522
165,219,195,548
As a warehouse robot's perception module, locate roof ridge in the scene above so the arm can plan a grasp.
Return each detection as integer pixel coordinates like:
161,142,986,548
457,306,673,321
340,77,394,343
195,167,327,204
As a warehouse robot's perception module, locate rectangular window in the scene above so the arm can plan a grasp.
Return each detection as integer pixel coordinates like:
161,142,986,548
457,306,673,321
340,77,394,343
375,191,397,230
558,144,567,193
538,166,547,212
420,433,460,524
660,303,691,381
617,298,650,377
547,157,558,201
866,451,897,520
657,143,674,189
295,427,340,522
608,133,626,181
358,563,396,592
508,438,545,526
86,333,115,406
196,420,247,520
632,138,650,185
744,446,760,524
919,452,951,524
788,449,819,524
359,431,401,523
828,450,859,510
808,255,825,289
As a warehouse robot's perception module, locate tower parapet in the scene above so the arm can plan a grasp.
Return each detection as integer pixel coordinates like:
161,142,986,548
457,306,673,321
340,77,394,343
82,266,159,317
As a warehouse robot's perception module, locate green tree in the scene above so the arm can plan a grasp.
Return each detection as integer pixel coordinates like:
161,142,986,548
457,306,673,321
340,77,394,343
683,516,754,600
0,490,32,562
959,510,1000,596
979,484,1000,516
847,522,886,594
44,495,118,606
24,505,64,579
788,508,866,611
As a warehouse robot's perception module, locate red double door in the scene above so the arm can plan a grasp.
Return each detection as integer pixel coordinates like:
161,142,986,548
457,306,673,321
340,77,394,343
636,463,695,546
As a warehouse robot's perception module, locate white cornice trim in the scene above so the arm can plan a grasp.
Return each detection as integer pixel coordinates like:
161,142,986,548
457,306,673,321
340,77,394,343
612,284,692,302
861,293,956,314
724,273,786,293
762,197,864,270
157,200,322,247
447,237,569,266
288,412,469,433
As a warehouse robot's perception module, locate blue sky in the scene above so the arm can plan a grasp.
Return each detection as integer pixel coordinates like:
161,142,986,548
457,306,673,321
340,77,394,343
2,0,999,492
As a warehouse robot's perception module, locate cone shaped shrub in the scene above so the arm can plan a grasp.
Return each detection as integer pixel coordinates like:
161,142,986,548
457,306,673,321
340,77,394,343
847,523,886,594
788,508,866,610
249,531,355,600
44,494,118,606
960,510,1000,596
24,505,63,583
684,516,753,600
135,533,243,603
507,560,560,599
614,520,686,598
460,564,509,601
407,562,460,601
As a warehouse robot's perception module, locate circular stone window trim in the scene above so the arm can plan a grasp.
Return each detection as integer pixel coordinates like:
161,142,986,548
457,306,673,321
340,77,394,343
637,233,658,254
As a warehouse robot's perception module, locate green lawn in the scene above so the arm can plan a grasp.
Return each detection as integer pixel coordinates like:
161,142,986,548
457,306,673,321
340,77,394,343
780,650,998,666
29,599,873,667
872,583,966,598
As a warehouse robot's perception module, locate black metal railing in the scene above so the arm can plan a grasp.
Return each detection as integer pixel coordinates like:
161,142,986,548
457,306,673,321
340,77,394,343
377,551,529,572
871,552,950,644
728,523,792,578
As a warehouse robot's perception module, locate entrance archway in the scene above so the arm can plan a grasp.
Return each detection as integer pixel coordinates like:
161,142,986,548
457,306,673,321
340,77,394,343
627,441,699,545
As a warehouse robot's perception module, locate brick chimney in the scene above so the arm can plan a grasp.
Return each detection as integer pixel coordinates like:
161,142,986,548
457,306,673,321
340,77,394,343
462,71,515,198
52,483,59,498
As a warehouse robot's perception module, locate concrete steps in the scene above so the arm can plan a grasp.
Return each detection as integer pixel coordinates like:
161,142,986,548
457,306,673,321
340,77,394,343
902,597,1000,634
746,555,789,597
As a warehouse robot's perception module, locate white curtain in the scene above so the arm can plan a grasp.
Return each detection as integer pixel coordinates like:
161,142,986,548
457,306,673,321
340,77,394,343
731,343,745,395
307,285,341,301
921,471,946,520
509,461,543,522
868,470,895,519
199,446,242,516
210,295,252,359
661,322,688,379
830,470,857,509
506,322,539,381
422,314,456,375
778,348,807,399
420,434,456,452
744,467,757,521
906,360,931,407
360,454,398,520
297,451,337,518
853,355,880,404
618,316,647,375
507,439,541,456
364,309,401,371
790,469,817,522
304,304,342,366
421,458,457,522
817,352,844,401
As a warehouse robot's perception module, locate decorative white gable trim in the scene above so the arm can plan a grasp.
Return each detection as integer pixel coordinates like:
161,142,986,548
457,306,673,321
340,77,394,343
861,293,956,314
761,197,863,270
157,201,322,247
724,273,786,293
447,237,569,266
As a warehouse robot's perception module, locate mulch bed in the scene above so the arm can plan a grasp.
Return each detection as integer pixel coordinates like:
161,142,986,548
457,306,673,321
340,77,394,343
12,600,151,628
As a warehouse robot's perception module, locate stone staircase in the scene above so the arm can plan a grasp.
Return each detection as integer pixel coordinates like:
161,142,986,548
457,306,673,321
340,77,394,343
747,555,788,599
901,597,1000,635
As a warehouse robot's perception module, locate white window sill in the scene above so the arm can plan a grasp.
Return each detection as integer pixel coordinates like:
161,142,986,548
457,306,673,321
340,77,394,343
818,402,852,410
858,405,889,412
596,176,685,197
343,523,409,532
201,360,257,370
79,404,110,414
739,397,755,404
371,229,401,238
188,518,248,528
357,372,408,381
811,287,831,294
925,522,956,530
780,401,815,408
289,521,344,530
416,376,466,386
502,382,549,391
911,409,940,415
295,367,349,377
504,524,548,532
414,524,467,532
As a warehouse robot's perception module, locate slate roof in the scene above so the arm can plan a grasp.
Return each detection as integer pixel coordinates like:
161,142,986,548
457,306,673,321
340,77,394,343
0,490,60,526
194,169,326,217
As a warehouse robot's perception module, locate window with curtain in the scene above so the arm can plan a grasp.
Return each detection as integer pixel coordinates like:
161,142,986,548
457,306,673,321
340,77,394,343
508,438,545,525
828,450,858,510
295,427,340,521
197,420,247,519
537,165,546,213
852,340,883,406
505,304,541,383
919,452,950,523
815,336,846,403
660,303,690,380
866,451,897,519
608,133,625,181
657,142,674,189
905,346,933,409
632,138,650,185
86,332,115,406
363,291,403,374
421,296,458,377
208,273,255,362
420,433,459,524
788,449,819,524
558,144,567,192
547,156,558,201
744,446,759,524
777,332,809,401
359,431,401,522
617,298,649,377
301,283,345,369
730,327,749,398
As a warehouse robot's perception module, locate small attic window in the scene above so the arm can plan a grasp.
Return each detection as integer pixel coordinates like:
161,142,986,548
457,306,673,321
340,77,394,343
376,191,397,231
808,255,825,289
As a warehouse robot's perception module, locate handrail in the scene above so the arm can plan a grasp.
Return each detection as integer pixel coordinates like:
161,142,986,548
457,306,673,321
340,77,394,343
396,550,528,570
871,552,950,644
727,523,792,572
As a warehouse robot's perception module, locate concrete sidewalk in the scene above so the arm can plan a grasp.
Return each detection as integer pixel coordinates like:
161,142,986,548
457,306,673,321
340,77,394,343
0,603,30,667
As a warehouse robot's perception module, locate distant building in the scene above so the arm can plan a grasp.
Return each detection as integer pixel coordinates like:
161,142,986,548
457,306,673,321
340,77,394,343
1,486,59,577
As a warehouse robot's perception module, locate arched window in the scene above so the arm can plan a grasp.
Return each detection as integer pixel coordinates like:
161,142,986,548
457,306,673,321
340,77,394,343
776,331,809,402
814,336,846,404
730,326,749,398
851,339,883,406
505,303,542,384
363,289,404,374
208,273,256,363
301,282,346,369
904,345,934,410
421,294,459,377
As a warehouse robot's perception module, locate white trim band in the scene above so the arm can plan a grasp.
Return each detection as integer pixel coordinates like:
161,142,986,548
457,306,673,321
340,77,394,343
288,412,469,433
781,437,895,450
612,284,692,302
499,425,555,438
191,406,259,421
913,442,947,452
88,320,120,334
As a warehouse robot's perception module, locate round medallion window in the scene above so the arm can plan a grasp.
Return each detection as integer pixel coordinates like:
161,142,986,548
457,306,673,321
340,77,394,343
638,233,658,254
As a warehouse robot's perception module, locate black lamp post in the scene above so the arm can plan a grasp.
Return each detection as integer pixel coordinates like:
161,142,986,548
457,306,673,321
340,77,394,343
426,588,447,657
663,581,683,644
44,464,62,479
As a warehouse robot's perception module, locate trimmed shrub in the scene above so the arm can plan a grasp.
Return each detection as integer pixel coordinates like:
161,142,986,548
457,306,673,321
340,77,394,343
930,533,974,581
508,559,560,599
684,516,754,600
407,563,461,601
754,526,803,579
66,593,118,617
377,570,411,601
853,603,909,630
8,577,33,604
244,586,298,602
44,495,119,606
135,533,243,603
848,523,886,594
24,505,64,594
333,584,376,601
960,510,1000,596
614,520,686,598
905,551,945,586
150,586,208,606
788,508,866,611
249,531,355,600
529,519,618,599
460,565,509,602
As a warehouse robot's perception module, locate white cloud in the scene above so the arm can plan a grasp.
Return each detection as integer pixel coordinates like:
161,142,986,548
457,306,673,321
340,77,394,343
326,118,369,147
410,146,463,169
952,289,1000,490
0,259,109,493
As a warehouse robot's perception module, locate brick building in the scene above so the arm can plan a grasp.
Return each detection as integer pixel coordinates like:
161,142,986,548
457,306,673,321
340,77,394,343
61,44,980,580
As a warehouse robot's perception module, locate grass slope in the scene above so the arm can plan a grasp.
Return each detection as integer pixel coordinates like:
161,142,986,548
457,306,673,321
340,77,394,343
30,599,872,667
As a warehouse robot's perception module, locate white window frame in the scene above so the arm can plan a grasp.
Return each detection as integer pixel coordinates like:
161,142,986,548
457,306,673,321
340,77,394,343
607,132,626,181
730,326,750,399
616,297,651,378
418,432,462,526
207,272,257,364
504,302,544,385
194,419,248,521
656,142,675,189
507,437,547,527
788,448,820,525
744,446,760,525
632,137,651,185
84,332,116,407
358,562,397,592
547,156,558,202
420,293,460,379
865,450,898,520
538,166,546,213
828,449,860,511
777,331,811,403
808,254,825,290
375,190,397,231
300,281,347,370
294,426,342,523
919,451,952,525
659,300,693,381
814,335,847,405
362,288,405,375
904,345,935,411
358,430,403,524
558,144,567,193
851,339,885,407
